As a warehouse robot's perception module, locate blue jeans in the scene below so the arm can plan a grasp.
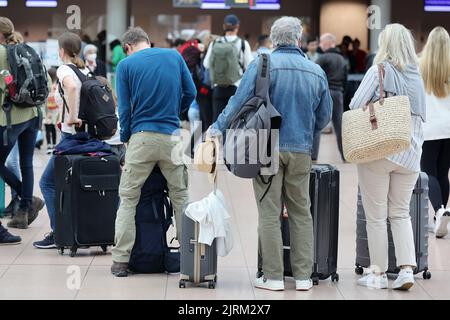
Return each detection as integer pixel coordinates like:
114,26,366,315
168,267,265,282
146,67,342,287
5,142,21,199
0,117,39,208
40,132,71,231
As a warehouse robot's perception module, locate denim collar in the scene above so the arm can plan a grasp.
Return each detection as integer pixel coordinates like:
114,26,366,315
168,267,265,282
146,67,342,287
273,46,305,56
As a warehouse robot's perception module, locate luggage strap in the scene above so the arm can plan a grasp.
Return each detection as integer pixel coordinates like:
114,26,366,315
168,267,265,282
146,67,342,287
258,174,275,202
2,102,13,146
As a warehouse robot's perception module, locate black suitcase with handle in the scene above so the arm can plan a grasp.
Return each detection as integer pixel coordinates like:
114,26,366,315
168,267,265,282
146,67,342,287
54,155,120,257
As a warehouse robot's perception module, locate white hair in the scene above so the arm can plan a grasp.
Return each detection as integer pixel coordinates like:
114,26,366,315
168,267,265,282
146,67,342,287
270,17,303,47
83,44,97,56
320,33,337,45
374,23,419,71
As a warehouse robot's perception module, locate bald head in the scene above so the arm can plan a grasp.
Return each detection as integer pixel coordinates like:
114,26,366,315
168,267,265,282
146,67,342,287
320,33,337,52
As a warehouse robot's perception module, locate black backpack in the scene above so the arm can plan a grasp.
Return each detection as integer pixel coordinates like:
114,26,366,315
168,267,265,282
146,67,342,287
60,65,118,140
128,167,180,274
4,43,49,108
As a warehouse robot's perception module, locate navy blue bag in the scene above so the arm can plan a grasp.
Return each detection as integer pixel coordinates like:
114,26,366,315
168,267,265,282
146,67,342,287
128,167,180,274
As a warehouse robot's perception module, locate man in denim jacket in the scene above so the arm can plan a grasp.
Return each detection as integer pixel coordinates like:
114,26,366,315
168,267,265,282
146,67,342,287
210,17,332,292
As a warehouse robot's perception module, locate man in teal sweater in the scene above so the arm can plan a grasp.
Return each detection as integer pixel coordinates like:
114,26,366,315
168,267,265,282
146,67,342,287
111,27,196,277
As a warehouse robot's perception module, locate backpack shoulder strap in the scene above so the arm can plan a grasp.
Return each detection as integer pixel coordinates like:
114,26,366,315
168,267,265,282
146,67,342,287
255,54,270,99
238,37,246,73
66,64,88,83
240,37,246,54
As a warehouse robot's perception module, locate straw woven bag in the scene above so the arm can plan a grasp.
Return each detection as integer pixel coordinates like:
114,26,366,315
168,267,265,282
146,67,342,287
342,64,411,164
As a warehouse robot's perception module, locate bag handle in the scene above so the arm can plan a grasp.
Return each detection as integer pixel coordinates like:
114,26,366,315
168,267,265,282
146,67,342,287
363,64,386,131
378,63,386,106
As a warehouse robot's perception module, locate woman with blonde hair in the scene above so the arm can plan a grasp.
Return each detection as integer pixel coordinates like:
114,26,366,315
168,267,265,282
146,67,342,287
349,24,426,290
420,27,450,238
0,17,45,233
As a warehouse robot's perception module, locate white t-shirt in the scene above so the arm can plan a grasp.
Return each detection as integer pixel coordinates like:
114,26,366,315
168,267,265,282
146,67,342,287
55,64,90,134
423,93,450,141
203,35,254,87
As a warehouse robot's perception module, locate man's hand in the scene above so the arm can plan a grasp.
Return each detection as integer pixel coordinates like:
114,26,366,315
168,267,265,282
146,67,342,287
206,126,221,139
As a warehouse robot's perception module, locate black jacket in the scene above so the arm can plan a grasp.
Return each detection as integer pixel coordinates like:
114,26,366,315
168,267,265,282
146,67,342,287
316,48,348,92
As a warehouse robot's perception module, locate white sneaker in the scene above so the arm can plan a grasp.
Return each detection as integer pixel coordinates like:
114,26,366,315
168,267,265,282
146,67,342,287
296,279,313,291
357,272,388,289
393,269,415,291
254,277,284,291
428,219,436,233
435,207,450,238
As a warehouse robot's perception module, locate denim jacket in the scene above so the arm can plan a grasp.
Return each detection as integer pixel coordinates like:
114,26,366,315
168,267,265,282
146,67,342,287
212,46,332,154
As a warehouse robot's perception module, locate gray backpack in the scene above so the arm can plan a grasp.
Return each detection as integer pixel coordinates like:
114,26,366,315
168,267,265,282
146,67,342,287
210,37,245,87
223,54,282,179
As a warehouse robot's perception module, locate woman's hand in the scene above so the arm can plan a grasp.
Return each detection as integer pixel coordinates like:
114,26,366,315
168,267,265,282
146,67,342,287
66,118,83,127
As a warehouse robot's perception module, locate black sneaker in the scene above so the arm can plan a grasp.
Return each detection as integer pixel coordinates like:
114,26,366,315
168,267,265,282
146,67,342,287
33,232,57,249
0,223,22,246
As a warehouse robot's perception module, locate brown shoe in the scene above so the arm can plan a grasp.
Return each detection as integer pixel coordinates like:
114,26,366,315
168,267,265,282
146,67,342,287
7,207,29,229
28,197,45,226
111,261,129,277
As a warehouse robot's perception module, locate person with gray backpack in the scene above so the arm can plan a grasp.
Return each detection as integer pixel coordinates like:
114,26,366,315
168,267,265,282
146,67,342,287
203,14,253,123
208,17,332,292
0,17,48,230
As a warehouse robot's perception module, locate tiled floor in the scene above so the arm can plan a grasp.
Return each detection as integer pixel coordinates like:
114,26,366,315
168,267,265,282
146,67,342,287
1,133,449,300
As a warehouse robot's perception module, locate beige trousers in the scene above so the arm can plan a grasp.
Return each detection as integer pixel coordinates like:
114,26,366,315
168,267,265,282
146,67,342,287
112,132,188,264
357,159,418,273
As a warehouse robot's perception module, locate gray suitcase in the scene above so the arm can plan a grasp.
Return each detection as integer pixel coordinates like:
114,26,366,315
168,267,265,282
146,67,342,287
179,212,218,289
355,172,432,280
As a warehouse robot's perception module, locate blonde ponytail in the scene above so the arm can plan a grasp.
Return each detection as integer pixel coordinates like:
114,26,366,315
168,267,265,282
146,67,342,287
71,55,85,69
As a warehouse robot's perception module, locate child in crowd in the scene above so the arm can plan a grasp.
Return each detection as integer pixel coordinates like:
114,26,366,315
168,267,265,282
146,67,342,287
44,68,59,154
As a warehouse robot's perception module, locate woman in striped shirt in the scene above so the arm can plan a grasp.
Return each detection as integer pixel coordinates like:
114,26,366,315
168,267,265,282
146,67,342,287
349,24,426,291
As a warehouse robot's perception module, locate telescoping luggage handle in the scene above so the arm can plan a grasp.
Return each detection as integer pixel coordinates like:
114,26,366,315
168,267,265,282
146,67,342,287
363,64,386,131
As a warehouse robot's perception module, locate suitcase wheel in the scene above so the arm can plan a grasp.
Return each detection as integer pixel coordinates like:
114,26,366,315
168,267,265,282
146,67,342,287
70,246,78,258
256,270,264,279
312,277,319,286
58,248,64,256
331,273,339,282
179,280,187,289
355,266,364,275
422,271,432,280
208,281,216,289
101,245,108,253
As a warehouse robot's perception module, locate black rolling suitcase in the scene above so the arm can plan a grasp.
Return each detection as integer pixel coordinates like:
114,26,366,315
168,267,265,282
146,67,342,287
54,154,121,257
355,172,431,280
258,165,340,285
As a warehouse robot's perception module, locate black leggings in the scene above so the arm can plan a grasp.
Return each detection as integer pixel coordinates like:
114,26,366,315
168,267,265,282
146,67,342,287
421,139,450,213
45,124,57,146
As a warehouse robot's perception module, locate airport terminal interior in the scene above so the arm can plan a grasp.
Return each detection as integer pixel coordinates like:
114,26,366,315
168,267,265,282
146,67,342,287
1,0,450,300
